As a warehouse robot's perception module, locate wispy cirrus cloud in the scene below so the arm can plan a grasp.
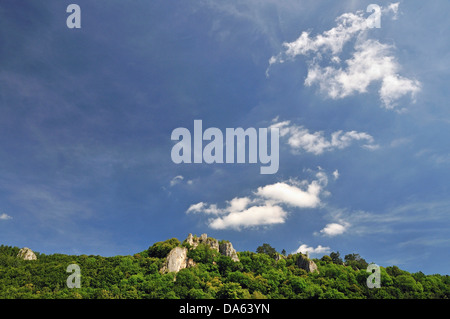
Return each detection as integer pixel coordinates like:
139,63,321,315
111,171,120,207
268,3,420,109
187,170,331,230
321,199,450,237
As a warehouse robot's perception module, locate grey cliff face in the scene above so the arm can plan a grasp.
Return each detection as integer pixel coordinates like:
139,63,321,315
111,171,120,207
219,242,239,262
296,254,319,273
160,246,195,273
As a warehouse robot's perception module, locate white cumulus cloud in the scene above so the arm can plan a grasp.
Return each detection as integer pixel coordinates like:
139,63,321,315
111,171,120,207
304,39,420,109
209,204,287,230
268,4,420,109
319,222,349,236
0,213,12,220
295,244,331,255
256,181,322,208
187,171,331,230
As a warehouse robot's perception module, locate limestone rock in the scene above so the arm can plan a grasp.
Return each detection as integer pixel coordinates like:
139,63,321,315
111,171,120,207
17,247,37,261
296,254,319,273
186,233,195,247
161,233,240,273
219,242,239,262
205,238,219,251
160,246,195,273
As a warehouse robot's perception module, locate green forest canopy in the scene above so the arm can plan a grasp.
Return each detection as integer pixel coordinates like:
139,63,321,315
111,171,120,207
0,240,448,299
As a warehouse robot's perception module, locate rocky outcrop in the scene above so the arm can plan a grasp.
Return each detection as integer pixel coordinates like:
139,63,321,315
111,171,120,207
296,254,319,273
160,246,196,273
186,233,196,247
161,233,240,273
186,233,239,262
186,233,219,251
219,242,239,262
17,247,37,261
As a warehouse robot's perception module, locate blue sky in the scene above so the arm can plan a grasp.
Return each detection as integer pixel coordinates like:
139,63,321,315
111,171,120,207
0,0,449,275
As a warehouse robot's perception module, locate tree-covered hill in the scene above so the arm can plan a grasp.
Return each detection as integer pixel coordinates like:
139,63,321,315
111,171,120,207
0,239,448,299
